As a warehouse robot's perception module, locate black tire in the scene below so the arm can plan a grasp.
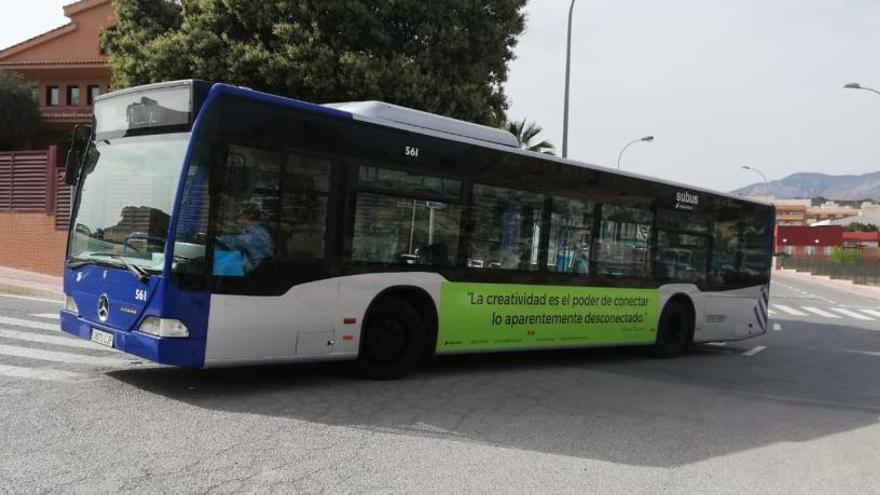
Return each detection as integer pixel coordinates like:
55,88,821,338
651,299,692,358
355,296,426,380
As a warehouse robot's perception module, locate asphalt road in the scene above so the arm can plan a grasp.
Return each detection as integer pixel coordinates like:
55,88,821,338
0,273,879,494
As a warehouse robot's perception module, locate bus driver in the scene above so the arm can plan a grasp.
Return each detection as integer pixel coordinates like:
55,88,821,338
216,203,274,274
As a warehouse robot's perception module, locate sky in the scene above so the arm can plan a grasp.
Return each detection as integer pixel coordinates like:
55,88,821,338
2,0,879,192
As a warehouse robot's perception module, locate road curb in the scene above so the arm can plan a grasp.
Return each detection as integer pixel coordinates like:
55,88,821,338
0,283,63,301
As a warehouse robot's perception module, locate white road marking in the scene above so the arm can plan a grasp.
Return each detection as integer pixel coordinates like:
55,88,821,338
742,346,768,357
772,323,782,332
860,309,880,319
0,328,108,351
31,313,60,321
830,308,876,321
0,293,62,304
0,316,58,332
767,309,777,315
0,345,131,368
801,307,842,318
843,349,880,357
772,305,808,316
0,363,84,383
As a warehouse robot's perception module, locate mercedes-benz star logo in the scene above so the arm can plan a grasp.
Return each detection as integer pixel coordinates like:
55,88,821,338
97,294,110,322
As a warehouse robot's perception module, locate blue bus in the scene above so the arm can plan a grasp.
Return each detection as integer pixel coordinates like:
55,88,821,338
61,80,774,378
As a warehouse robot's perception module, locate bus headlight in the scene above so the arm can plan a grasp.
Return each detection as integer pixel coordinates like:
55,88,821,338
64,294,78,314
138,317,189,338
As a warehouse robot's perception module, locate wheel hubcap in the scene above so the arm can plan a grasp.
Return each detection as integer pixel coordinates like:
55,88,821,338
662,313,686,347
365,318,407,361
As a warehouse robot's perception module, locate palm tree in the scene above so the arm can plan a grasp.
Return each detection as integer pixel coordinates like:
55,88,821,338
505,118,555,154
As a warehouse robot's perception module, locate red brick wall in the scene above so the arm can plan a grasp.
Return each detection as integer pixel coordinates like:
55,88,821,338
0,212,67,275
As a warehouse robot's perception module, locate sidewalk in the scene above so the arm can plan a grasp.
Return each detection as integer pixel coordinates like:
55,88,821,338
0,266,63,300
774,268,880,301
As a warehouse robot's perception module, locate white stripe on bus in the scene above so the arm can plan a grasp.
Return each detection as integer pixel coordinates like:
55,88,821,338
771,305,807,316
0,364,84,383
801,307,841,319
0,328,109,351
860,309,880,319
0,345,131,368
0,316,59,332
830,308,876,321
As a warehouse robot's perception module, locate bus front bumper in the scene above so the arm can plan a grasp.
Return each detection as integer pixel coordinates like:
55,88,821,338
60,311,205,368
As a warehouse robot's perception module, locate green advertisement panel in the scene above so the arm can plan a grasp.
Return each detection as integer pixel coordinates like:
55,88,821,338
437,282,660,352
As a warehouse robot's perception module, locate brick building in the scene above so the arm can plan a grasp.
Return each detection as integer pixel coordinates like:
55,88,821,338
0,0,114,148
775,225,844,259
0,0,114,275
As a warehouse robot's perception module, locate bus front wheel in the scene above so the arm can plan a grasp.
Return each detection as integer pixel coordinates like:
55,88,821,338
356,296,427,379
652,299,693,358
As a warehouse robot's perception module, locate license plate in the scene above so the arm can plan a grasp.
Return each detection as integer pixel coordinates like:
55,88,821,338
90,328,114,347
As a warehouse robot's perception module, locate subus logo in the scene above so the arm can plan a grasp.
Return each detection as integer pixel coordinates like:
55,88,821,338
674,191,699,211
675,191,699,205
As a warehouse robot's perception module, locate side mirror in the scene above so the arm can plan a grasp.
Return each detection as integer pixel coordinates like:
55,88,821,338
63,124,92,186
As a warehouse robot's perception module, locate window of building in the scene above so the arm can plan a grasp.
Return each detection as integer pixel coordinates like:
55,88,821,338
46,86,59,106
804,245,816,256
30,87,38,102
67,86,80,106
823,246,833,256
87,85,101,105
783,245,794,256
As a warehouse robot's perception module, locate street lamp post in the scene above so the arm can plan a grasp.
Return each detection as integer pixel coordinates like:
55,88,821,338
741,165,769,194
562,0,576,158
616,136,654,169
844,82,880,97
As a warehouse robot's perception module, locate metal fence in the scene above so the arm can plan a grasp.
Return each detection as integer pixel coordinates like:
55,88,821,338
0,146,71,229
782,257,880,286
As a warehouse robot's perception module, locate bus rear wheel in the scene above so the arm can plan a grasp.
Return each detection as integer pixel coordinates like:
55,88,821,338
652,299,692,358
355,296,427,380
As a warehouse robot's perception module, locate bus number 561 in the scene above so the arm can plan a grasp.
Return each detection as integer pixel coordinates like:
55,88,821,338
405,146,420,158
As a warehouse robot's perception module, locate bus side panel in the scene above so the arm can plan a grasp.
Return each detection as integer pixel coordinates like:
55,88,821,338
697,285,769,343
203,278,341,366
335,271,445,347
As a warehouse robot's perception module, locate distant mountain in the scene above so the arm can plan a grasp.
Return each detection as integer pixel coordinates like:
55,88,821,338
732,171,880,200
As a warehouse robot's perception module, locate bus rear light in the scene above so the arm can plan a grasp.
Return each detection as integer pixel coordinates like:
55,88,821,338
138,317,189,338
343,317,357,325
64,294,79,314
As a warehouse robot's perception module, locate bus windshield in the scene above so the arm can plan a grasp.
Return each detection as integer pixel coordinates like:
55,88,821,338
67,132,190,272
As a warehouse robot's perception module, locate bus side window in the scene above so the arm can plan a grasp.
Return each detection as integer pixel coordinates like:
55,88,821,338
595,204,652,278
351,167,463,266
280,153,331,260
213,144,281,276
710,220,740,285
468,184,545,271
654,209,710,283
548,197,593,274
740,220,771,284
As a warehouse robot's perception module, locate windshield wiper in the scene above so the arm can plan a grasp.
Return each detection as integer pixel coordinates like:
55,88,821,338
68,253,151,283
